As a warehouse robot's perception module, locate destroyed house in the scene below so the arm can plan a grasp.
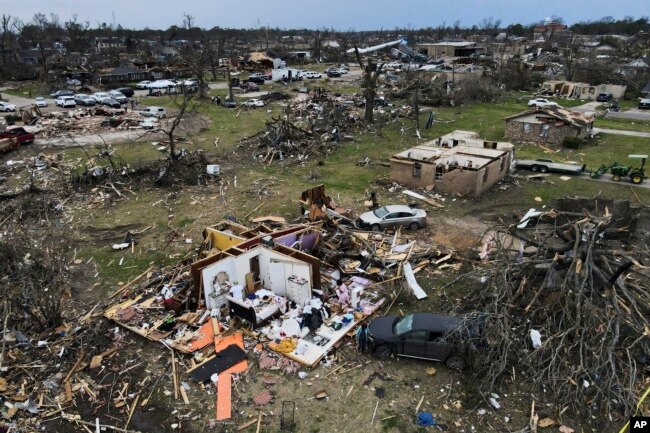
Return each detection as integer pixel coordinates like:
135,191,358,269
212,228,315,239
416,41,483,58
504,107,594,147
390,131,513,197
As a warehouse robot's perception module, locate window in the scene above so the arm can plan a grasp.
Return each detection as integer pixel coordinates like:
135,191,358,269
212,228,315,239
435,165,444,180
540,124,550,137
500,157,506,172
412,162,422,177
373,206,390,218
395,314,414,336
483,167,489,183
406,330,428,341
523,123,531,133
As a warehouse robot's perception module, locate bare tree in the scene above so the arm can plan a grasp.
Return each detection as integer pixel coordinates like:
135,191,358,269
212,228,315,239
354,47,383,124
0,14,15,68
157,84,197,172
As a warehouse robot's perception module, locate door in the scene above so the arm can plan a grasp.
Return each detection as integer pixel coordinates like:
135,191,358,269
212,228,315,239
269,260,286,296
400,330,429,358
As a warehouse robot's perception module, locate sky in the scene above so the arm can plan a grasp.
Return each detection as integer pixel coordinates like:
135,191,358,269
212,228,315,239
7,0,649,31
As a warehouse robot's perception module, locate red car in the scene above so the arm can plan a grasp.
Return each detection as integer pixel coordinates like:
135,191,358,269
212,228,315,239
0,126,35,145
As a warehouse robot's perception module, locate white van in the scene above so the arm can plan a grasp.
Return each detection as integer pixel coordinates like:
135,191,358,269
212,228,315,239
140,106,167,118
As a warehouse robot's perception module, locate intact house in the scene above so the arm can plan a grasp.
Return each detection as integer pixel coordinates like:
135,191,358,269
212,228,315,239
504,107,594,147
390,130,514,197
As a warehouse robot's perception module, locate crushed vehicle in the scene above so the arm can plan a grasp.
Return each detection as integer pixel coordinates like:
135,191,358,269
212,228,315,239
356,204,427,231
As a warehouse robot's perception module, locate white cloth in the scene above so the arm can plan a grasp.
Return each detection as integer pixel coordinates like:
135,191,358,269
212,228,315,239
229,284,244,300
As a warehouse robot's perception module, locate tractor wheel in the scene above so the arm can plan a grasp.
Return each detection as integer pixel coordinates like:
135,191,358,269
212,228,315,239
631,174,643,184
612,174,621,181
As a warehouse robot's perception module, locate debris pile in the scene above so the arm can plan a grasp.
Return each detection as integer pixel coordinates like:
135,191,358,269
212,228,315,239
23,108,154,138
456,197,650,422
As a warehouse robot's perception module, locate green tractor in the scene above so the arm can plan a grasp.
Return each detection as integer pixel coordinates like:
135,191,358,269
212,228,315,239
590,154,647,184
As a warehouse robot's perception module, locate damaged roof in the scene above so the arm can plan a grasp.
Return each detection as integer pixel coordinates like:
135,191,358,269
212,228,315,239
504,106,594,128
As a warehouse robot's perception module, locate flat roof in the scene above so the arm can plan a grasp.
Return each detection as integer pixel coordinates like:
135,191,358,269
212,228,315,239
417,42,476,47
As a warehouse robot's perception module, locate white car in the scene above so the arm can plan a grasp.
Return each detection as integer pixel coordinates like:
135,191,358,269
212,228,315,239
135,80,151,89
34,97,48,107
140,106,167,118
302,71,322,79
528,98,560,108
92,92,110,102
0,101,16,112
243,99,265,108
55,96,76,108
108,90,127,103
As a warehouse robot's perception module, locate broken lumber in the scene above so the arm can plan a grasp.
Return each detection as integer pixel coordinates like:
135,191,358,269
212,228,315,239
402,190,444,208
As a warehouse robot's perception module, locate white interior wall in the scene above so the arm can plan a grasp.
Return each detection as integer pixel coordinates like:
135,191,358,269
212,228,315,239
202,257,235,309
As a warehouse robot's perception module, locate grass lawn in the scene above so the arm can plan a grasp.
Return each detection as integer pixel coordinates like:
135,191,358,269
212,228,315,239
595,116,650,133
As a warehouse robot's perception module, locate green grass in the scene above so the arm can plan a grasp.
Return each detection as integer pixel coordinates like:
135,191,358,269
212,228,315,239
594,117,650,133
3,83,46,98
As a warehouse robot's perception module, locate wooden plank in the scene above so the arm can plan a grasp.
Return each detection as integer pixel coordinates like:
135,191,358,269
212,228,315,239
237,418,258,431
216,373,232,420
109,266,154,298
180,386,190,405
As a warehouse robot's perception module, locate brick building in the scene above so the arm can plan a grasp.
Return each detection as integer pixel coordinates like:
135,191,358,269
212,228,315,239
504,107,593,147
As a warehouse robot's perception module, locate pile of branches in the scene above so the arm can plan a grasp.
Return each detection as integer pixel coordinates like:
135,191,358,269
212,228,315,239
241,99,360,164
456,198,649,424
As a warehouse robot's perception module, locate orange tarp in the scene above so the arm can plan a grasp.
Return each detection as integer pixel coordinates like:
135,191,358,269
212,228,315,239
215,332,247,421
216,373,232,421
186,321,214,352
215,333,248,373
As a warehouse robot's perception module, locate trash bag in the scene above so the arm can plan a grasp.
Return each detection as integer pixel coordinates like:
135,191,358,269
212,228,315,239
416,412,436,426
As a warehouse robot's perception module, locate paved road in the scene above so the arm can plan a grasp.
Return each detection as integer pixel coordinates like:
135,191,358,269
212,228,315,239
572,100,650,121
592,127,650,138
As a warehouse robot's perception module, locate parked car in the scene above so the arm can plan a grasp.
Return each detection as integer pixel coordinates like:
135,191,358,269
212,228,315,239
99,97,121,108
55,96,76,108
0,102,17,112
243,99,265,108
639,98,650,109
596,92,613,102
34,97,48,108
140,106,167,118
245,76,265,85
356,205,427,231
249,73,264,79
114,87,134,97
240,82,259,92
222,99,237,108
74,94,96,106
92,92,111,102
135,80,151,89
302,71,322,79
66,78,82,86
368,312,484,369
528,98,559,108
49,89,74,98
108,90,127,103
326,68,342,78
0,126,35,145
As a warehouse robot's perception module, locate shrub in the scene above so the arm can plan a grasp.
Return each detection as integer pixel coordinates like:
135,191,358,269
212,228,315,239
562,136,584,149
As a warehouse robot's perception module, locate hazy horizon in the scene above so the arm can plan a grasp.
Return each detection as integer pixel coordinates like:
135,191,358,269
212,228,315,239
7,0,649,32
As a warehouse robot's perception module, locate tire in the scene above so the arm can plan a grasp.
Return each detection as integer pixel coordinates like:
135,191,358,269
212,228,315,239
612,174,621,182
373,345,392,360
445,355,466,370
631,174,643,184
539,166,549,173
408,222,419,230
371,224,381,232
531,165,539,172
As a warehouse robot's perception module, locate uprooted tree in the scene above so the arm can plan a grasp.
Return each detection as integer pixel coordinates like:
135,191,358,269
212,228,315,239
451,198,650,424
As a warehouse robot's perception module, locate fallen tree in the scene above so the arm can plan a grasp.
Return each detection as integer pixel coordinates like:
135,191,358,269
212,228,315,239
453,197,650,425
